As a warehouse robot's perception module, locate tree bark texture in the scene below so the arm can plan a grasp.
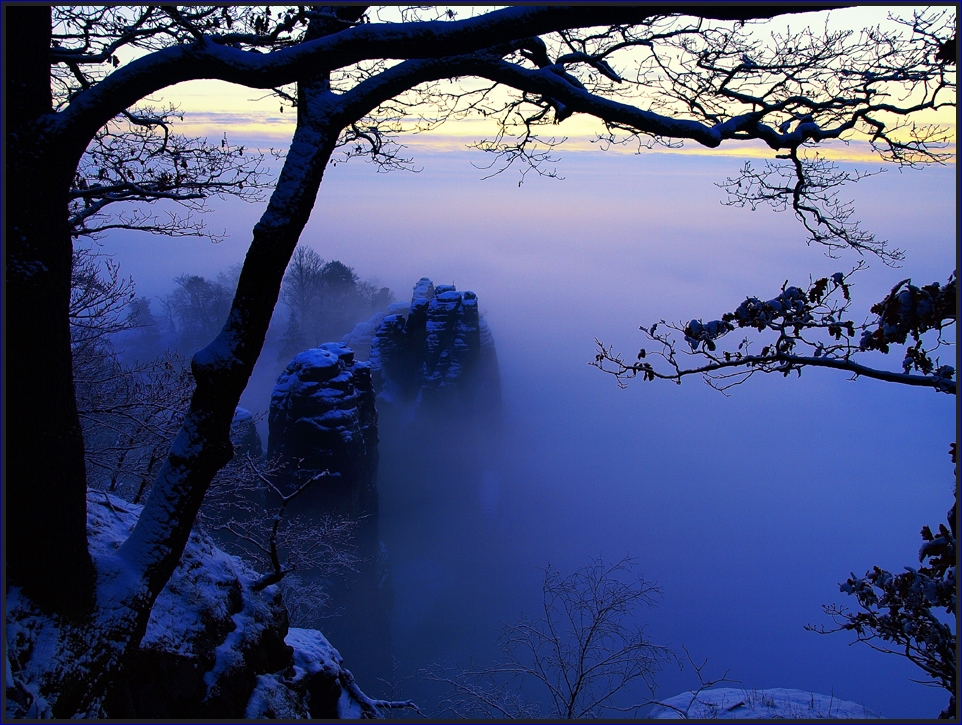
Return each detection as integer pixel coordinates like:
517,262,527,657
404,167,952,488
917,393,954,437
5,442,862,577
5,4,97,617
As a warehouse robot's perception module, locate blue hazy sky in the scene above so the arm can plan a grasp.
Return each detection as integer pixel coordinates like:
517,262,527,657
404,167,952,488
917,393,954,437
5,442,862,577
96,141,956,717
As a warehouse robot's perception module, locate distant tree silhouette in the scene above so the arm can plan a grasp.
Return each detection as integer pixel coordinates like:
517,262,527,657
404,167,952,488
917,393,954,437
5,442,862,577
279,248,394,360
120,296,165,363
161,273,235,353
281,247,327,322
428,557,673,719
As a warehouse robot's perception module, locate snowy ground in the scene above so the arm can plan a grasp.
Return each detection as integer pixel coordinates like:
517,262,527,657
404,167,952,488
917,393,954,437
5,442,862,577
649,687,881,719
5,490,386,719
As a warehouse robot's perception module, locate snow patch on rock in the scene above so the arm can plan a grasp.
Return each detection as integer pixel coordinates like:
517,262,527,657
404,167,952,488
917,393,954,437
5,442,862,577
649,687,881,719
6,489,383,719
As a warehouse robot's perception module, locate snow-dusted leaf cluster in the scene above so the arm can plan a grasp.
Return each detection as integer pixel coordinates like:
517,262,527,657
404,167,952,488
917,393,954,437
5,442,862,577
593,267,956,394
806,443,957,719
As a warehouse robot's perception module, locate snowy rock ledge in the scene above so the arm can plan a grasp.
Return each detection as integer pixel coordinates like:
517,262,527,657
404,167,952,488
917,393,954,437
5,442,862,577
268,342,379,520
5,490,381,719
648,687,881,719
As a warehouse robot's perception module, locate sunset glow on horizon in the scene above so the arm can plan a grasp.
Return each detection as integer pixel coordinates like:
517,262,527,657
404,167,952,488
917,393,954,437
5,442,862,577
132,4,955,164
150,75,957,164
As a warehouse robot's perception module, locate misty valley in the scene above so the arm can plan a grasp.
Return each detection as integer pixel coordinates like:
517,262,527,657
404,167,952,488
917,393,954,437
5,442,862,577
31,229,952,718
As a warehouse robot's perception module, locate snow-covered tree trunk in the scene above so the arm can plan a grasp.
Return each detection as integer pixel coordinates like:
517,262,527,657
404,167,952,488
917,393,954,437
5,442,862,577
118,79,341,612
114,4,364,626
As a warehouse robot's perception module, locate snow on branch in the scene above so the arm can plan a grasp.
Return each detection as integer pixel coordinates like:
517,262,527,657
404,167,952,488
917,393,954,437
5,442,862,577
806,443,957,717
593,267,956,395
338,668,423,719
52,7,955,254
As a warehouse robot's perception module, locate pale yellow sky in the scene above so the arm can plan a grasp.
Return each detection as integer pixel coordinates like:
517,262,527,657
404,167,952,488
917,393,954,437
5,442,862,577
140,5,956,162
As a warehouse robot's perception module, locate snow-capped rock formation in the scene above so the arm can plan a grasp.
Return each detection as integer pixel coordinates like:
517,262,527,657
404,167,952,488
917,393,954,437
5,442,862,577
341,301,410,361
230,407,263,458
648,687,881,719
267,342,378,519
367,278,501,422
266,342,391,689
5,491,392,719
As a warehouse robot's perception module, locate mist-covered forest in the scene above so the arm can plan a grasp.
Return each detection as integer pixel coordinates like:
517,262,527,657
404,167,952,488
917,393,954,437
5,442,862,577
4,4,957,721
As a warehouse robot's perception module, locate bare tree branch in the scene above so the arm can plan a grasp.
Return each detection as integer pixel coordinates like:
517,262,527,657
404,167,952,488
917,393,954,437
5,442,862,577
70,112,269,242
642,646,738,719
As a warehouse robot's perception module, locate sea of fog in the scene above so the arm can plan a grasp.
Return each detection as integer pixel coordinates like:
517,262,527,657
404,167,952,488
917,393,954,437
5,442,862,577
99,147,956,718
